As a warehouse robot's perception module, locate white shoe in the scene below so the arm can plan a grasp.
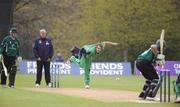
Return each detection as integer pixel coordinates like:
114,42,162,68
175,97,180,103
35,84,40,88
138,97,144,100
9,85,14,88
1,84,6,88
48,83,52,88
146,97,160,101
85,85,90,89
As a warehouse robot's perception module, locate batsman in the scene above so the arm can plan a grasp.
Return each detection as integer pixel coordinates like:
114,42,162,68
174,72,180,103
136,39,165,100
69,41,118,89
0,27,22,88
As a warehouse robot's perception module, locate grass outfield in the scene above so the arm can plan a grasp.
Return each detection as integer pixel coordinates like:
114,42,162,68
0,74,179,107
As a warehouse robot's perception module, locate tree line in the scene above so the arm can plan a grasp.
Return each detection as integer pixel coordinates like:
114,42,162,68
6,0,180,61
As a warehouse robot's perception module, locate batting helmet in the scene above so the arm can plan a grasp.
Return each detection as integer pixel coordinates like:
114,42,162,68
156,39,166,51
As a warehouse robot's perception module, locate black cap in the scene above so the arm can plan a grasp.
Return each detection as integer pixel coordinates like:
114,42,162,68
10,27,17,33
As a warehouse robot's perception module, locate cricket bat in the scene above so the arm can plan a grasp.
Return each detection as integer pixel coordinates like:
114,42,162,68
160,29,165,54
159,29,165,67
1,56,8,77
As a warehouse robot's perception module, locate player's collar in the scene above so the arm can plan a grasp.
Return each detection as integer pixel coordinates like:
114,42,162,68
10,35,16,40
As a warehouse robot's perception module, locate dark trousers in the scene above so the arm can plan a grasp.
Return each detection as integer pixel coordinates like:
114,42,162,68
136,60,159,80
35,61,51,85
136,60,160,98
1,55,17,86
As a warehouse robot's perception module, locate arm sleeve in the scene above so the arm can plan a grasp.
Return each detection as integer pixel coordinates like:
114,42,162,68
83,44,97,56
83,44,94,53
33,40,39,58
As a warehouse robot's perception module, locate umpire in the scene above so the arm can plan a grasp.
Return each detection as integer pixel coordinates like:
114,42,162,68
33,29,54,88
0,27,21,88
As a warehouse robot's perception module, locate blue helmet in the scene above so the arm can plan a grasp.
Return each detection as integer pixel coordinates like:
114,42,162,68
156,39,160,49
156,39,166,51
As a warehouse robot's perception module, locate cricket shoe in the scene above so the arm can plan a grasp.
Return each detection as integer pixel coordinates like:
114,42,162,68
138,92,147,100
85,85,90,89
9,85,14,88
47,83,52,88
138,96,145,100
35,84,40,88
175,97,180,103
1,84,6,88
146,97,160,101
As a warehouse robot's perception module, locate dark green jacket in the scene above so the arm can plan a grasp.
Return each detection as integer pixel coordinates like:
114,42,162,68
0,35,20,57
137,48,155,62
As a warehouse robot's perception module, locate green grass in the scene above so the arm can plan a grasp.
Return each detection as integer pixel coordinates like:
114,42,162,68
0,74,179,107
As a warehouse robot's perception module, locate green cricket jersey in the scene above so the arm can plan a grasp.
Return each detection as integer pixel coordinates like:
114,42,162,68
80,42,106,68
83,42,105,57
175,83,180,97
70,42,106,68
0,35,20,57
70,42,106,85
137,48,154,62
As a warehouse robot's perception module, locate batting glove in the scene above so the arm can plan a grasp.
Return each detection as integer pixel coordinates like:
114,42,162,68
17,56,22,63
157,54,165,60
159,59,165,65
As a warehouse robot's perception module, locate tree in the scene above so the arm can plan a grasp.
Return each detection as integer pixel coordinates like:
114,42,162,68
73,0,179,61
0,0,15,41
12,0,180,61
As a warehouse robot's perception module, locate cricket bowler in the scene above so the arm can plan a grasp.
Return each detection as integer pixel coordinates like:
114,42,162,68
69,41,118,89
136,39,165,100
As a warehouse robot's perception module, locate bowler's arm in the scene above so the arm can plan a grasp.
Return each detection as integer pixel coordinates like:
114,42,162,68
104,41,119,46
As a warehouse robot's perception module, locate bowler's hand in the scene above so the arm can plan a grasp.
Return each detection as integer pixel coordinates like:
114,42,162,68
112,42,119,46
104,41,119,46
